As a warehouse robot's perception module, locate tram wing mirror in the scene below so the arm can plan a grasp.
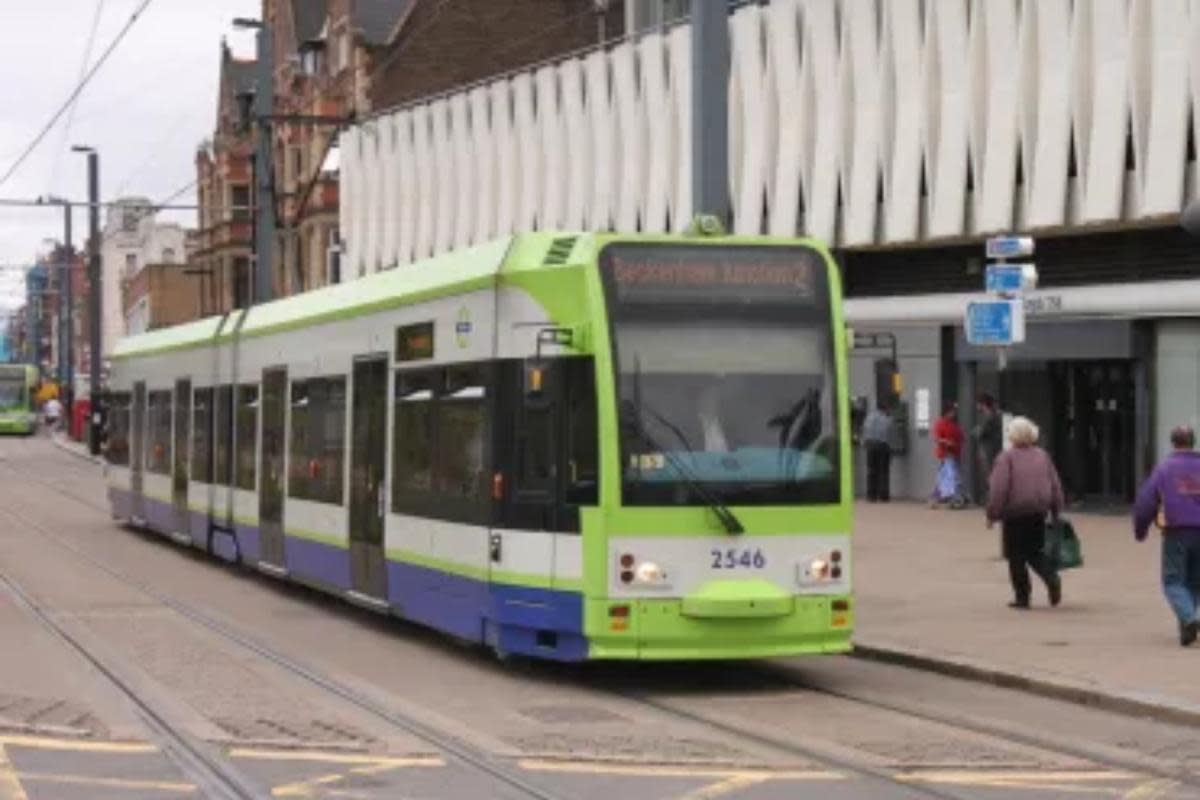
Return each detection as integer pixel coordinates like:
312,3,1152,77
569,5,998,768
523,360,553,408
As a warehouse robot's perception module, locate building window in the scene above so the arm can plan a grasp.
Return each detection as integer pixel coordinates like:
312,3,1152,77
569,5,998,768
288,376,346,505
162,248,176,264
233,257,251,309
125,253,138,275
337,31,350,72
231,185,251,222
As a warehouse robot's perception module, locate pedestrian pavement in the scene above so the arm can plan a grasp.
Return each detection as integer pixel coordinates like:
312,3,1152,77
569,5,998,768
50,432,102,464
853,500,1200,724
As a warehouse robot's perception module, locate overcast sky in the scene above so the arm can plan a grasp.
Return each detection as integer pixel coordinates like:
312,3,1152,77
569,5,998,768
0,0,259,312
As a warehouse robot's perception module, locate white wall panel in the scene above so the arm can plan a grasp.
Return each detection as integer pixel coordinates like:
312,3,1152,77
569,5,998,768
411,105,435,260
585,50,615,231
512,73,540,231
430,100,455,254
490,81,517,237
337,0,1198,262
1022,0,1073,228
450,93,475,249
611,42,644,232
468,87,494,245
768,0,802,238
640,33,671,233
1082,0,1131,223
923,0,969,238
395,112,418,266
536,66,565,230
880,0,924,242
560,59,590,231
668,24,692,232
838,0,881,246
379,115,400,269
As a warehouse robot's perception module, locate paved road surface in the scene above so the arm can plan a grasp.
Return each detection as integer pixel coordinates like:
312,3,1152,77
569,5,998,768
0,436,1196,799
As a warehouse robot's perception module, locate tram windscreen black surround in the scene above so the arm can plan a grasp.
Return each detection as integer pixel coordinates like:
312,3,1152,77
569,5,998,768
599,243,839,507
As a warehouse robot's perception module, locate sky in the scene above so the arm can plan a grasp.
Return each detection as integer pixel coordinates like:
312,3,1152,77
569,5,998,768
0,0,259,314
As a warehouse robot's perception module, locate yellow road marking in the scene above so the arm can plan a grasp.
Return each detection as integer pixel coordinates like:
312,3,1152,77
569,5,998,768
518,759,842,781
900,770,1135,783
0,734,156,754
272,761,415,798
0,745,28,800
17,772,195,793
676,773,771,800
1124,779,1180,799
229,748,442,767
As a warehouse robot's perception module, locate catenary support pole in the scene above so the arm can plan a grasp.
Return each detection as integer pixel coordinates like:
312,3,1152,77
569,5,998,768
253,23,275,304
86,151,102,454
691,0,730,224
62,203,74,415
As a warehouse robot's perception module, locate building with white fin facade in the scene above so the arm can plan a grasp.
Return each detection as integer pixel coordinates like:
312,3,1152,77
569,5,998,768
337,0,1200,505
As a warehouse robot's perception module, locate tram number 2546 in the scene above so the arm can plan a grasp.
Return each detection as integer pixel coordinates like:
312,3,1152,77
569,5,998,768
710,548,767,570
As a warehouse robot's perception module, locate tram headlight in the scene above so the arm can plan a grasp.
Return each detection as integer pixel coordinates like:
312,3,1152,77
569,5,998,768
809,558,829,579
635,561,666,584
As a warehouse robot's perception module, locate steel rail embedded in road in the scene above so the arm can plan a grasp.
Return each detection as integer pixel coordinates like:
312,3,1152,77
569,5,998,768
0,565,267,800
0,472,571,800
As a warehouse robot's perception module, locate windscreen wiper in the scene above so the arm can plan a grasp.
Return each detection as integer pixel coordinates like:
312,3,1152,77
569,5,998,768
625,408,744,535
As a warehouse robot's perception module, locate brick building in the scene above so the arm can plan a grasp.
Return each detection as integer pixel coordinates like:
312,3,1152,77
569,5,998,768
190,42,256,317
122,262,204,335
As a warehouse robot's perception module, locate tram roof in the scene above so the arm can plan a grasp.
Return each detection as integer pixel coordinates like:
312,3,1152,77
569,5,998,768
111,233,586,360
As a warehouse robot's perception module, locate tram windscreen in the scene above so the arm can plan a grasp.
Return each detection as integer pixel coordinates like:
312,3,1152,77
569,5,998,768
600,243,840,506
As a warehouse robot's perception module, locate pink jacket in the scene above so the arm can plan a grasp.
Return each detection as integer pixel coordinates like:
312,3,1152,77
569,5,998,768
986,446,1065,522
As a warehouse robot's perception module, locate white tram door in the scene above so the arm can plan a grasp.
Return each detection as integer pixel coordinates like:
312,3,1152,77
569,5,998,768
348,356,389,604
172,379,191,539
258,368,288,572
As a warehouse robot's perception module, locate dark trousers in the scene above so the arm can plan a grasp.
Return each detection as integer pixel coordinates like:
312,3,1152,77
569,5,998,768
1162,530,1200,626
865,441,891,501
1002,514,1057,603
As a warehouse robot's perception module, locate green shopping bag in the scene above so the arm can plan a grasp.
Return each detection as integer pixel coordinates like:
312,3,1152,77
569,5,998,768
1045,517,1083,570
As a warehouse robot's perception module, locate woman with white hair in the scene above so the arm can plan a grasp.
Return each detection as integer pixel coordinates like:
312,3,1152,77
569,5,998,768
986,416,1066,609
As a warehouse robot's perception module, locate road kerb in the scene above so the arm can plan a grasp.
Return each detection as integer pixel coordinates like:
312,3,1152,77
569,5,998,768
49,434,101,465
852,642,1200,728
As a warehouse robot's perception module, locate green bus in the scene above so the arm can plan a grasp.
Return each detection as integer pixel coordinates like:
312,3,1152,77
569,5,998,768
0,364,39,435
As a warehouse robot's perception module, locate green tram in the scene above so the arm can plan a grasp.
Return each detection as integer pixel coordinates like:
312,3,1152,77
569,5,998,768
105,231,852,660
0,364,39,435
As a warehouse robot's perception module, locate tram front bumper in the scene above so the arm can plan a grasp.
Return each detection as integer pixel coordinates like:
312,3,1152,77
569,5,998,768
585,593,854,660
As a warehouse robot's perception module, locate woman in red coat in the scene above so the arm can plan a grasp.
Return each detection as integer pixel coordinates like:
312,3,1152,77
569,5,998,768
930,404,965,506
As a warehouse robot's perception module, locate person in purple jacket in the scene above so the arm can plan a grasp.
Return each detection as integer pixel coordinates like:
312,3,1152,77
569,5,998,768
1134,425,1200,647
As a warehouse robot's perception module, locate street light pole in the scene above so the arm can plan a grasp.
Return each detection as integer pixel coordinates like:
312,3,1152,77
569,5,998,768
61,203,74,414
74,146,102,455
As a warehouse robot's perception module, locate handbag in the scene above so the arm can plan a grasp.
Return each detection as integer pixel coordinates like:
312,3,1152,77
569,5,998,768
1044,517,1083,570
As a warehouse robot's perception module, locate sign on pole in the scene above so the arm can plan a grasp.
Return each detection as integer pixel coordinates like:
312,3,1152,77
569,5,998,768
985,236,1035,261
985,263,1038,296
965,299,1025,346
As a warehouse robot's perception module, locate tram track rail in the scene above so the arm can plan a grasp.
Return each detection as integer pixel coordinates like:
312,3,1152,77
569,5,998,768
11,443,1197,798
0,467,572,800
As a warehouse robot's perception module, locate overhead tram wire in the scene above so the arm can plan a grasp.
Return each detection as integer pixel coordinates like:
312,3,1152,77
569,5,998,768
0,0,157,188
47,0,108,194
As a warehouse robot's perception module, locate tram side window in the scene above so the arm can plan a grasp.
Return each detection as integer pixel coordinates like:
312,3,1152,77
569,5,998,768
235,385,258,491
392,371,435,506
288,377,346,505
146,391,172,475
106,393,131,467
192,387,214,484
214,385,233,486
564,358,599,505
437,366,487,504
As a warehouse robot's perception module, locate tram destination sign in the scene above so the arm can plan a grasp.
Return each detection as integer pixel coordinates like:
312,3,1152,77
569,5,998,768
965,299,1026,346
601,245,821,305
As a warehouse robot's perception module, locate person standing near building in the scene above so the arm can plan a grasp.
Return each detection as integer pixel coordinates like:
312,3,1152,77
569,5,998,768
862,400,893,502
974,394,1003,501
986,417,1065,609
42,396,62,433
930,403,964,507
1133,425,1200,647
